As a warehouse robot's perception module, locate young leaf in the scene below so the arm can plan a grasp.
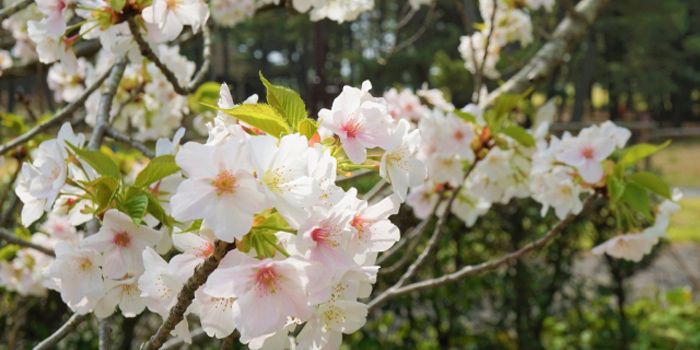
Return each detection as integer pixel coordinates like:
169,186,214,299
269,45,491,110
606,175,625,203
181,219,203,233
298,119,318,140
628,172,672,200
109,0,126,11
124,193,149,225
215,103,291,138
501,125,535,148
67,143,121,179
453,110,476,123
133,155,180,189
622,182,652,220
618,140,671,170
260,72,307,130
144,192,173,228
93,178,119,214
189,82,222,114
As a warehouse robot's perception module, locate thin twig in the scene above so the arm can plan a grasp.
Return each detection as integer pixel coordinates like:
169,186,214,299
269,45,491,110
378,193,446,272
376,217,430,265
479,0,612,108
220,331,239,349
104,128,155,159
87,56,128,151
378,0,436,65
367,195,597,312
0,66,113,156
0,0,34,22
0,227,56,257
128,18,211,96
335,170,374,184
32,314,87,350
99,316,113,350
473,0,498,105
160,328,208,350
141,240,235,350
362,179,388,202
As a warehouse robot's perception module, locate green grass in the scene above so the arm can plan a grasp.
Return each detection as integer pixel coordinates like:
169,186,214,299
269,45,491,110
668,198,700,242
651,141,700,187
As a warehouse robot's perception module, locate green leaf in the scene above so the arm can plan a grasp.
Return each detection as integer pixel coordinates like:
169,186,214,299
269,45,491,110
133,155,180,189
618,140,671,170
259,72,307,130
144,192,173,228
628,172,672,200
208,103,291,138
124,193,148,225
67,143,121,179
109,0,126,11
94,177,119,214
181,219,203,233
606,175,625,204
189,82,222,114
298,119,318,140
501,125,535,148
491,88,532,130
453,110,476,123
622,182,652,220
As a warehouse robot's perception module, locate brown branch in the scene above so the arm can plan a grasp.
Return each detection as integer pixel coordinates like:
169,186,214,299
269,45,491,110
367,194,597,312
140,240,235,350
104,128,155,159
378,198,442,273
32,314,87,350
0,40,102,80
560,0,590,23
0,0,33,23
473,0,498,104
378,0,436,65
160,328,208,350
0,64,113,156
87,56,128,150
479,0,612,108
128,18,211,96
0,227,55,257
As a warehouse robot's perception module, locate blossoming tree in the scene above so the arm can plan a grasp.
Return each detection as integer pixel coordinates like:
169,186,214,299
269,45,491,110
0,0,682,348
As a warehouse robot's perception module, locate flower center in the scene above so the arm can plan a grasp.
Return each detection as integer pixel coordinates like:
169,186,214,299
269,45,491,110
342,121,362,138
211,170,237,196
254,264,281,295
75,257,93,273
311,226,339,248
112,230,132,248
165,0,181,10
454,130,464,140
581,147,594,159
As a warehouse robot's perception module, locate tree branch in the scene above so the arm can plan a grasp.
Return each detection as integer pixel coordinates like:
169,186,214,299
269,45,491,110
104,128,155,159
378,200,440,272
367,194,597,312
0,64,113,156
0,227,55,257
87,56,128,150
128,18,211,96
0,0,33,23
160,328,208,350
32,314,87,350
140,240,235,350
479,0,611,108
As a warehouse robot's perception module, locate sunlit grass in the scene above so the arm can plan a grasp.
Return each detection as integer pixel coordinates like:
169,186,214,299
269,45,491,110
651,141,700,188
668,198,700,242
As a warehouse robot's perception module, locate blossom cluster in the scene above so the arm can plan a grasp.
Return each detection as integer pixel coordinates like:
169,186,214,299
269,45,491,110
380,85,680,262
2,75,680,348
3,78,428,349
458,0,555,79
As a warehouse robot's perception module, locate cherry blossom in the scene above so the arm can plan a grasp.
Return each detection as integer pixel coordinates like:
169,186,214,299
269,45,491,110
81,209,161,279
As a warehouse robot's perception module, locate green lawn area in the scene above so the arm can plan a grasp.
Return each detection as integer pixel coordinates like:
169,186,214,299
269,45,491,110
651,141,700,188
668,198,700,242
